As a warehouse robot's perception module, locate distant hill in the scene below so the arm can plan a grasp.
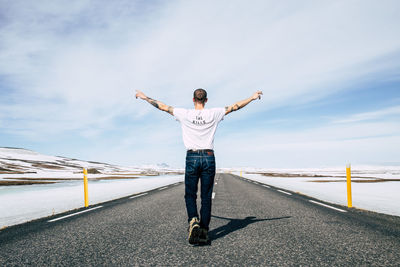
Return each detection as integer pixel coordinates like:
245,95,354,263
0,147,180,175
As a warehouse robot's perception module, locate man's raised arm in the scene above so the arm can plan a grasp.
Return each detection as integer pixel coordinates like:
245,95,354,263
225,91,263,115
135,90,174,115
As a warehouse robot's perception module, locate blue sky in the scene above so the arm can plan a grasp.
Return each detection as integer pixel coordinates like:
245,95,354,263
1,0,400,168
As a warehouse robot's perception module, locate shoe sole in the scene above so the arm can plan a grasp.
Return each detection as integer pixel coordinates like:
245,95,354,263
198,234,210,245
198,238,209,244
188,225,200,245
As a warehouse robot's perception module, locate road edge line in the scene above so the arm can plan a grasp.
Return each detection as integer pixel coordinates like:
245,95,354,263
277,189,292,195
129,193,148,199
309,200,347,213
48,206,103,223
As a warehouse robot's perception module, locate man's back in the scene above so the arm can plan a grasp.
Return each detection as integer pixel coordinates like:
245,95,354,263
173,107,225,150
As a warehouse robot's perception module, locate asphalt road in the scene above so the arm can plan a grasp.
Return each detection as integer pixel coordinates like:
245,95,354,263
1,173,400,266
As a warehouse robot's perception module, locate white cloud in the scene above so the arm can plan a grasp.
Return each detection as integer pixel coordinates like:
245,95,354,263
1,0,400,166
333,105,400,124
2,1,400,109
216,104,400,167
217,120,400,168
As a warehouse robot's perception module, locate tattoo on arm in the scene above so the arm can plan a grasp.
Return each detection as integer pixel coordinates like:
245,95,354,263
225,106,233,114
225,104,241,114
147,97,160,109
146,97,173,115
226,96,254,115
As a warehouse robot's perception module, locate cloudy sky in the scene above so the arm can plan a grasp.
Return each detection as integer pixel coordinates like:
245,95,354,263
1,0,400,168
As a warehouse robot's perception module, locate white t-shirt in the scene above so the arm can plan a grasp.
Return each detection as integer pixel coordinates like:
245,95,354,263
173,107,225,150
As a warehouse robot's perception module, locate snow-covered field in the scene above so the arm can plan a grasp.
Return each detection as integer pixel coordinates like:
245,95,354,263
229,166,400,217
0,147,184,229
0,175,183,229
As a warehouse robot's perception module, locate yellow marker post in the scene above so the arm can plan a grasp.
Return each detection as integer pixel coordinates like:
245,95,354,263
240,171,242,177
346,164,352,208
83,168,89,208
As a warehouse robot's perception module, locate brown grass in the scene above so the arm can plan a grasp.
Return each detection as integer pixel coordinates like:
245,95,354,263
92,176,138,180
3,177,82,181
31,163,64,169
1,163,26,171
0,180,56,186
309,179,400,183
249,172,385,179
254,172,336,178
0,171,30,174
4,176,138,181
87,168,101,174
164,172,185,175
0,176,139,186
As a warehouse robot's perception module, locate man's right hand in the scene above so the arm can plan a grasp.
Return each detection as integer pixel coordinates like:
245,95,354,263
135,90,147,100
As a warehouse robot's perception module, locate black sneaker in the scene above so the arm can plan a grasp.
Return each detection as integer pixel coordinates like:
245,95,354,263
198,228,209,244
188,217,200,244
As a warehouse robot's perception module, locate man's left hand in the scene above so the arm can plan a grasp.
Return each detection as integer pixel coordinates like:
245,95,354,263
135,90,147,100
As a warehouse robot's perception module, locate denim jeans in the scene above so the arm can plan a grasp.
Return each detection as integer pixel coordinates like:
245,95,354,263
184,150,216,230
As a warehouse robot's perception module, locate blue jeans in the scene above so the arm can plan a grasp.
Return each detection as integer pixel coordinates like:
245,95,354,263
184,150,216,230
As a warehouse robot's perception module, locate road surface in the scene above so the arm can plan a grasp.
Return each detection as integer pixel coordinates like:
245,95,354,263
1,173,400,266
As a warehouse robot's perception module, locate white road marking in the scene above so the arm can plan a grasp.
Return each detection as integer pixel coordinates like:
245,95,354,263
277,190,292,195
309,200,347,213
215,182,218,185
129,193,148,199
212,192,216,199
48,206,103,223
158,186,168,190
262,184,271,188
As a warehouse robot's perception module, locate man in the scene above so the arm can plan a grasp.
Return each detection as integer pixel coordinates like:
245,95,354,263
135,88,263,245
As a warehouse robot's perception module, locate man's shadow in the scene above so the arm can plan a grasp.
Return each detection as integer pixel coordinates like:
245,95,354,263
204,215,291,245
